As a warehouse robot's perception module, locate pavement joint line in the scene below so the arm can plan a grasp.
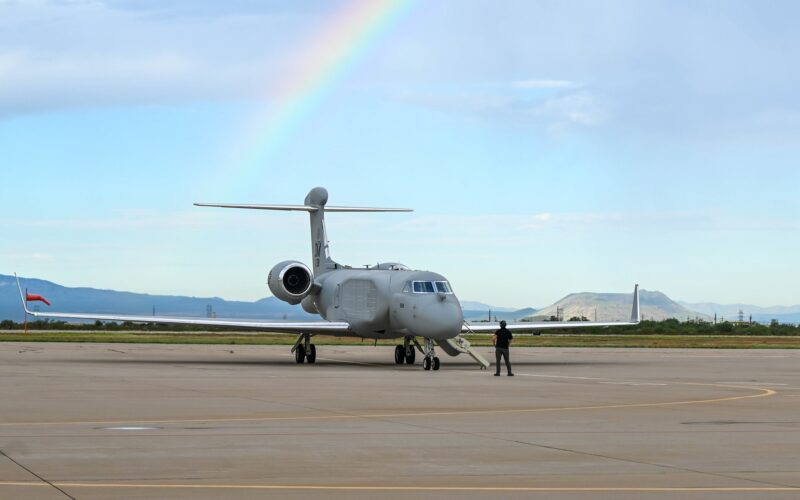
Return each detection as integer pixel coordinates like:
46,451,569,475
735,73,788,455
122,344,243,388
476,434,796,490
397,400,798,491
0,482,798,491
0,449,76,499
0,382,777,428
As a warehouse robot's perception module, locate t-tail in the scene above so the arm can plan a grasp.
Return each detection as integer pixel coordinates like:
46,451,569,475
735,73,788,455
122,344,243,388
195,187,412,275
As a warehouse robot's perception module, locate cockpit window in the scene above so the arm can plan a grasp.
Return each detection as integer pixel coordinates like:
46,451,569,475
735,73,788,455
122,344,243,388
435,281,452,293
411,281,452,294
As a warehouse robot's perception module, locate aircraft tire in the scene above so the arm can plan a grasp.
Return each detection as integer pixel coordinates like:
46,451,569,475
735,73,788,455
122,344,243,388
423,357,431,370
307,344,316,364
432,357,440,371
405,348,415,365
394,345,404,364
295,344,306,364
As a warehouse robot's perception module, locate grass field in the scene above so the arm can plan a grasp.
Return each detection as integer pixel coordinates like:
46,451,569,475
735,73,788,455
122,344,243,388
2,331,800,348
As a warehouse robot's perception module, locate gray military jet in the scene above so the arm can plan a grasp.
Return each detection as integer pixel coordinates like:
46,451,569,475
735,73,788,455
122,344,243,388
16,187,640,370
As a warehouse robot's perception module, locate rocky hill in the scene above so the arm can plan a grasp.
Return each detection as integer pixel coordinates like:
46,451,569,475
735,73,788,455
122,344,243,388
527,289,710,322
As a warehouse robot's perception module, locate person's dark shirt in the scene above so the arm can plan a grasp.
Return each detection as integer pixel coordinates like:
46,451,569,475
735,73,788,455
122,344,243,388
494,328,513,349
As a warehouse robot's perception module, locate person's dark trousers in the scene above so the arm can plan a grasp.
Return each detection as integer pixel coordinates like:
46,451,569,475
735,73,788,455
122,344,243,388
495,348,512,375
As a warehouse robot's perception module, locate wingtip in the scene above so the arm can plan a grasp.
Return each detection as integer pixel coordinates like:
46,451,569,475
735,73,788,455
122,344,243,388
14,273,31,315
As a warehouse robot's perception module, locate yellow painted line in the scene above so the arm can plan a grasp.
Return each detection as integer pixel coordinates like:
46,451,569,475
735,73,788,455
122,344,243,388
0,481,797,492
0,383,775,428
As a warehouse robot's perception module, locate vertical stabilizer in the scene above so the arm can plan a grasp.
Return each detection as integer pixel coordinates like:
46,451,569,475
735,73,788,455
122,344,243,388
304,187,335,275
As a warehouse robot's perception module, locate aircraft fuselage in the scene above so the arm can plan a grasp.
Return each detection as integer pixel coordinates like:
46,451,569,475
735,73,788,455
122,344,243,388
311,269,463,340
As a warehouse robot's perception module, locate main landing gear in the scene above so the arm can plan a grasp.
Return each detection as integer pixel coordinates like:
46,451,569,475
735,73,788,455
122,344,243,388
421,337,440,371
293,333,316,364
394,336,416,365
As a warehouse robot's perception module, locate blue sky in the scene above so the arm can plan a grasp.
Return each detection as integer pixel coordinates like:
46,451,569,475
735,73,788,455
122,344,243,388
1,0,798,308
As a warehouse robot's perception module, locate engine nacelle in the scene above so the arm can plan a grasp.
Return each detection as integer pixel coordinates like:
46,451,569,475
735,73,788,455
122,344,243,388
268,260,313,305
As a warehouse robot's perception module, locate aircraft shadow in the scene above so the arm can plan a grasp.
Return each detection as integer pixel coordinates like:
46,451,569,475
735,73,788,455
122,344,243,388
64,358,636,368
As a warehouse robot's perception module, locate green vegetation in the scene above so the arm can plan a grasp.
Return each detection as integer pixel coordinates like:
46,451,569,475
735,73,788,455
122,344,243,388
601,318,800,336
1,319,798,348
3,318,798,335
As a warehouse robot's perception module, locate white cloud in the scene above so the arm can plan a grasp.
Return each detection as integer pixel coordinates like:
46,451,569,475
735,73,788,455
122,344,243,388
0,48,266,115
393,87,609,133
392,211,800,235
0,1,324,116
533,212,552,221
511,79,580,89
535,90,609,132
0,252,54,263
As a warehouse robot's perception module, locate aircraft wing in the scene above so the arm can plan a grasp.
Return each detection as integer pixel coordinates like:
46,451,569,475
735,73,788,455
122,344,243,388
14,275,351,334
463,284,641,334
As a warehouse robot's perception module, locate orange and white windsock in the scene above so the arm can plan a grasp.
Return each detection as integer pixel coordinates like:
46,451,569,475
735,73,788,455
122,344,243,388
25,293,51,306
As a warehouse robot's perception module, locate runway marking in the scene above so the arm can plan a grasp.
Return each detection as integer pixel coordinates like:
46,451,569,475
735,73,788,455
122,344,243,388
599,382,668,386
717,381,788,386
520,372,666,385
0,383,776,428
0,481,798,492
516,373,610,381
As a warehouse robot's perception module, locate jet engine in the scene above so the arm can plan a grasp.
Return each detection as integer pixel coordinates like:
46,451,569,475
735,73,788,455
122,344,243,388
268,261,313,305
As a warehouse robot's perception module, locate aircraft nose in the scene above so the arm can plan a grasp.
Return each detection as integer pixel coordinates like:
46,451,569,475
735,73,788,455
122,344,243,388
417,298,463,339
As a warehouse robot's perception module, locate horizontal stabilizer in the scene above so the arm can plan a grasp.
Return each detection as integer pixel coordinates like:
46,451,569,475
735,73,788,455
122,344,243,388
324,206,412,212
194,203,412,213
194,203,316,211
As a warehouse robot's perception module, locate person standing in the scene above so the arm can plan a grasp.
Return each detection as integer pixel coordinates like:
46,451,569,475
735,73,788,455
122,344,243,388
493,320,514,376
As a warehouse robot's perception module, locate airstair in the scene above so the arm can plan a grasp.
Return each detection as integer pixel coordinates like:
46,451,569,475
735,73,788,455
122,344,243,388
437,330,491,370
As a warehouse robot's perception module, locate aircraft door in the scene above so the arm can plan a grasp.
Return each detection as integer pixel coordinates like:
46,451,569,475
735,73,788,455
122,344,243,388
389,277,412,333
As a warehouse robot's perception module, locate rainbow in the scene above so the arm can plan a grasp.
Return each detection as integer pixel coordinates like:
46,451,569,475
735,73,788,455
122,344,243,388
229,0,414,192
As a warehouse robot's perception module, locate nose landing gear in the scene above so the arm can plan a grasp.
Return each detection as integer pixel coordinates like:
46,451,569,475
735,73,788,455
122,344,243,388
421,338,440,371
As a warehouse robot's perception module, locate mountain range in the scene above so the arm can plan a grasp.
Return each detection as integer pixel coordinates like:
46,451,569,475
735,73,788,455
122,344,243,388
2,274,798,324
0,274,316,322
678,301,800,324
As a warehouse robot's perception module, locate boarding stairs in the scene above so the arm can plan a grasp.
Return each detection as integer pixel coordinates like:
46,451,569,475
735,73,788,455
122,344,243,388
436,326,491,369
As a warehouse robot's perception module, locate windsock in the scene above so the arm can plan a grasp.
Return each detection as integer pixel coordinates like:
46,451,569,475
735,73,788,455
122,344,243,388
26,293,51,306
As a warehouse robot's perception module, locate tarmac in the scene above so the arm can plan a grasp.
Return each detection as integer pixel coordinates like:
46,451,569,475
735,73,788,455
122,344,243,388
0,342,798,499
